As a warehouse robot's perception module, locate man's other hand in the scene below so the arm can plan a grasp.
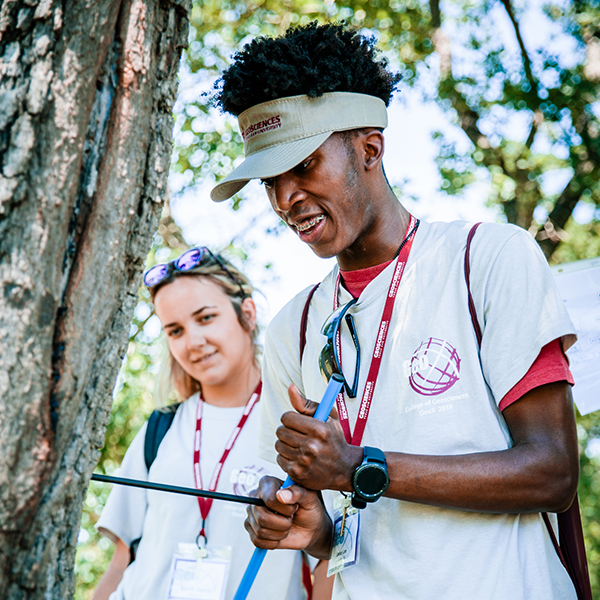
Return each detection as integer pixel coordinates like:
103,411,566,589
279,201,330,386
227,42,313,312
245,475,333,559
274,384,362,492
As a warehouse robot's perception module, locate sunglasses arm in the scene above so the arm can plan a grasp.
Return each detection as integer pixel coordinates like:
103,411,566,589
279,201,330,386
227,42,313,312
345,314,361,398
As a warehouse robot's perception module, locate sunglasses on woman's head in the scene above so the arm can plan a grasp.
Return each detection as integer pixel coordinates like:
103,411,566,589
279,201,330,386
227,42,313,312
319,298,361,397
143,247,246,297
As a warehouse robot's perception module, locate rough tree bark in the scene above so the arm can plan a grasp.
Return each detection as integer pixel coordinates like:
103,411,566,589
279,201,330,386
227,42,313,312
0,0,188,595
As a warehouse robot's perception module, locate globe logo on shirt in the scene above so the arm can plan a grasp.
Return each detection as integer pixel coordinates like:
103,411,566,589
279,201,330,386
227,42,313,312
408,337,461,396
231,465,268,497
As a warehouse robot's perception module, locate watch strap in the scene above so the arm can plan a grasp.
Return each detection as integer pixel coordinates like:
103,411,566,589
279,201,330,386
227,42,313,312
363,446,386,466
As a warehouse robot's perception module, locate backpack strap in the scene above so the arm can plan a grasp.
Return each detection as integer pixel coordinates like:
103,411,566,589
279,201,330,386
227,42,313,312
144,403,181,471
557,496,593,600
300,284,320,360
464,223,591,600
301,554,313,599
299,284,319,600
464,223,483,346
542,512,569,572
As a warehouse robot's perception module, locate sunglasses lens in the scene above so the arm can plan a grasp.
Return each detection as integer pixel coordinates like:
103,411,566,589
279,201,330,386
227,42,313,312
319,343,336,383
176,248,203,271
319,297,359,391
144,265,168,287
321,305,344,336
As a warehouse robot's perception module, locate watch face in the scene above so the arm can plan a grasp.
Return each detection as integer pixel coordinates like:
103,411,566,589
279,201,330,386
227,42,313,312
355,464,389,498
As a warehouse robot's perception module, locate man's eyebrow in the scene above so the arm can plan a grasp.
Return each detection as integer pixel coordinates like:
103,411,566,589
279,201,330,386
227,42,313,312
163,305,217,329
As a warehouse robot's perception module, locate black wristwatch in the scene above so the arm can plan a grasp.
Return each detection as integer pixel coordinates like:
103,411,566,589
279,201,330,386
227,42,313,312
351,446,390,509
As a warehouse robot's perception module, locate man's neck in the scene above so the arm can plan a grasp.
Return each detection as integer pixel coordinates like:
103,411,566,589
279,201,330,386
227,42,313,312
337,196,411,271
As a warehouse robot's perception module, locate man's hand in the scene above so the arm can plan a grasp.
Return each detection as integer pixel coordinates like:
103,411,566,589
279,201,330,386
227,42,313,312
274,384,363,491
245,475,333,560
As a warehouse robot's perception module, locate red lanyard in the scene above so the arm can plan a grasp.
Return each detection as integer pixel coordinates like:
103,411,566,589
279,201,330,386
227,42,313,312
334,215,418,446
193,382,262,543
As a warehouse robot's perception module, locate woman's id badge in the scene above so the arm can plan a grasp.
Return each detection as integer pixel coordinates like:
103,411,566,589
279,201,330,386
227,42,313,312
327,494,360,576
166,544,231,600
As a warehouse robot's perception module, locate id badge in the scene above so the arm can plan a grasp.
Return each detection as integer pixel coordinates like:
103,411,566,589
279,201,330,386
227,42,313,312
327,494,360,576
166,544,231,600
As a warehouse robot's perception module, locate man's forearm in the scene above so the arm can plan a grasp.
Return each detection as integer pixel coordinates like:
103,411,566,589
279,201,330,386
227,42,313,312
382,444,577,513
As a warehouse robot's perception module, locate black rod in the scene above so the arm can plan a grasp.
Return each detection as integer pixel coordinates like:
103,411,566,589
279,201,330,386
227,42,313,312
91,473,265,507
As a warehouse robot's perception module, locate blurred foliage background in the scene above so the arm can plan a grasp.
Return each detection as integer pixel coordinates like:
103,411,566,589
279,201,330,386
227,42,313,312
75,0,600,598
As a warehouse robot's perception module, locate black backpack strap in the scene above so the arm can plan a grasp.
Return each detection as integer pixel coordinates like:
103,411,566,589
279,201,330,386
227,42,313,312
144,403,181,471
300,284,320,362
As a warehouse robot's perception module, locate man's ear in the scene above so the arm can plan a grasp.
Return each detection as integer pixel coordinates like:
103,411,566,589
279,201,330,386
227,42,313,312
360,129,385,171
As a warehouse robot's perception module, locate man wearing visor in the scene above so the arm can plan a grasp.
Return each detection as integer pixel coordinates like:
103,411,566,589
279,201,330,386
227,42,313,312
210,22,580,600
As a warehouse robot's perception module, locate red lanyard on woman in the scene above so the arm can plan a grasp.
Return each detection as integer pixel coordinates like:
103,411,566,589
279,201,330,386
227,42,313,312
334,216,418,446
192,382,262,544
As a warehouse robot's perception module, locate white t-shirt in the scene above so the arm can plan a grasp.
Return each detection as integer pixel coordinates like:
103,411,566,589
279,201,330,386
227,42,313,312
97,394,307,600
258,220,577,600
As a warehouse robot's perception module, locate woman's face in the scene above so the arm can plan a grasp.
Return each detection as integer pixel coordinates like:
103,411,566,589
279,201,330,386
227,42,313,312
153,276,256,391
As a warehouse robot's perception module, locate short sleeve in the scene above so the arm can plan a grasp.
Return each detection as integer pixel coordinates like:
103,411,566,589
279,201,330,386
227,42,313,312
96,422,149,546
498,339,574,411
471,225,576,404
258,288,313,464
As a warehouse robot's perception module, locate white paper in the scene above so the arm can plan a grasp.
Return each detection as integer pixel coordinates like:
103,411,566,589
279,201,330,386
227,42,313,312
328,494,360,576
166,555,229,600
551,256,600,415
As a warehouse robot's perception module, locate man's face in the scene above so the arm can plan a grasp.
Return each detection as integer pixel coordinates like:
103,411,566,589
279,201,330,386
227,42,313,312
260,132,376,261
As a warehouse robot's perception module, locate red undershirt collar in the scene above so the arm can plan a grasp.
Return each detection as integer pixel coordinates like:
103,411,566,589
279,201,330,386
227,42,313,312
340,259,394,299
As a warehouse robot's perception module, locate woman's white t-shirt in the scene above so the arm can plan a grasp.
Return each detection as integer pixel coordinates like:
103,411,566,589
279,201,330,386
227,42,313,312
97,394,306,600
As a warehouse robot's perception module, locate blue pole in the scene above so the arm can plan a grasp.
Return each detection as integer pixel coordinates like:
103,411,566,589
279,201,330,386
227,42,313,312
233,373,345,600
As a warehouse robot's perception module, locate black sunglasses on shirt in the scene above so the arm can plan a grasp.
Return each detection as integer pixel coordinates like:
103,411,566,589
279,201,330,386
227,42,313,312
319,298,361,398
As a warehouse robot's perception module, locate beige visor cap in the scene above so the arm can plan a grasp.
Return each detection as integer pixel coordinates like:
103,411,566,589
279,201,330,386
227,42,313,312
210,92,388,202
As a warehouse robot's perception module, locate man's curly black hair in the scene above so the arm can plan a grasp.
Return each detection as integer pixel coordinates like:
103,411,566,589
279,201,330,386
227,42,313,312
213,22,401,116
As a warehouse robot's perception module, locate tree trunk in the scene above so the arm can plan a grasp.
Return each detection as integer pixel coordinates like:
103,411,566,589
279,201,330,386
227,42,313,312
0,0,188,595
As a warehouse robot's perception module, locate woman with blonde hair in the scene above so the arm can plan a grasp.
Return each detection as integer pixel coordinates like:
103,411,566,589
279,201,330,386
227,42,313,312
93,247,315,600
